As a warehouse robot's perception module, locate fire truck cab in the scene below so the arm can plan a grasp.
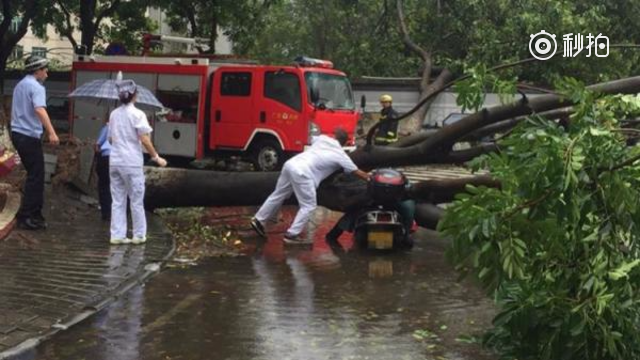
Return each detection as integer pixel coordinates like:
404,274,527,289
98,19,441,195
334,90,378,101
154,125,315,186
71,55,358,171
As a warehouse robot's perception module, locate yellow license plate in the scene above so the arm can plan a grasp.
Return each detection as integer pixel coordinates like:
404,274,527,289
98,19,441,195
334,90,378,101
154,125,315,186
368,231,394,249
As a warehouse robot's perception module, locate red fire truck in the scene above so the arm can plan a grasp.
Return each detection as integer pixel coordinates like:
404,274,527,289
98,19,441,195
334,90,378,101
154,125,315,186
71,55,359,170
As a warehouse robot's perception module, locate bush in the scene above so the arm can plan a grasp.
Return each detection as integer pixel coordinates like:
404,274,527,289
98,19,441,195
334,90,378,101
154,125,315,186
439,80,640,360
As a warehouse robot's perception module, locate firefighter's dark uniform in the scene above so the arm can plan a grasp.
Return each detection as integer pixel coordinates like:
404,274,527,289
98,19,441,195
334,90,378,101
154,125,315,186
374,107,399,145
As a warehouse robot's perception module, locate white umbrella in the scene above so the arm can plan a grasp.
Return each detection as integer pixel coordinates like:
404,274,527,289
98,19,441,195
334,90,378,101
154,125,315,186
68,71,164,111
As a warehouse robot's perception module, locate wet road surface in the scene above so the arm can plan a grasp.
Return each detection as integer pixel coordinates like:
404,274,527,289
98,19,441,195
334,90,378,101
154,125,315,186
21,207,496,360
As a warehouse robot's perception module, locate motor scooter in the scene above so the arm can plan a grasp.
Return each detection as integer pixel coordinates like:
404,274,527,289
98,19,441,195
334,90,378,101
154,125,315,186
327,168,415,251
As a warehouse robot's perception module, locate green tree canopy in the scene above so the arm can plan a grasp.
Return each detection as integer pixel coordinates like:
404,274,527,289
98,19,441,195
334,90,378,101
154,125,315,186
440,80,640,360
235,0,640,84
45,0,155,55
149,0,279,54
0,0,46,91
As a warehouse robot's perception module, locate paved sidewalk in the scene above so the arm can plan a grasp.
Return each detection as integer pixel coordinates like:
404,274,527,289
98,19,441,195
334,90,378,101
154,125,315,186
0,186,175,359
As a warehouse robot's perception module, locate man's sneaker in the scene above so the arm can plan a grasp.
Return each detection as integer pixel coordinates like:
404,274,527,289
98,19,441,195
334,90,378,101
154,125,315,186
400,236,414,250
325,227,343,243
283,233,313,245
131,236,147,245
110,238,131,245
250,218,266,238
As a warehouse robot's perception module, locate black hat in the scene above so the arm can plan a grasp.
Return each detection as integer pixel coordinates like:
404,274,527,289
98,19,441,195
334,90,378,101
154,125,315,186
24,55,49,72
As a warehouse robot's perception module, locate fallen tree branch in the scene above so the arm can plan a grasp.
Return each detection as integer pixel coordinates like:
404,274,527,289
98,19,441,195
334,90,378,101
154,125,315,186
414,203,445,230
600,152,640,173
352,76,640,169
409,174,501,203
433,143,500,164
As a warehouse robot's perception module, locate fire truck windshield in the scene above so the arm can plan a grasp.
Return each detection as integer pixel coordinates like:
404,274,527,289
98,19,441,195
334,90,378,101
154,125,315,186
305,72,355,110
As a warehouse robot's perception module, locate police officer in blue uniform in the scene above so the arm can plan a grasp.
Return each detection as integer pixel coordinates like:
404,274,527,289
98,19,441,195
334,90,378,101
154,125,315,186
11,55,60,230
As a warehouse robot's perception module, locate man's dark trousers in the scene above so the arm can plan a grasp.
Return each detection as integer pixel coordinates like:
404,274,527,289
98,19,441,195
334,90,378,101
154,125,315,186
96,154,111,220
11,131,44,221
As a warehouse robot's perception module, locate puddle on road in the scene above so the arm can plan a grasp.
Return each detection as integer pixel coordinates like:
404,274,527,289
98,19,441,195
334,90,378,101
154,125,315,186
24,207,496,360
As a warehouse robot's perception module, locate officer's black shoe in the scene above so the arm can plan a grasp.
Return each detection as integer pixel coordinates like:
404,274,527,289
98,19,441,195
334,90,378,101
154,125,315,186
33,219,47,229
17,218,46,230
32,214,48,229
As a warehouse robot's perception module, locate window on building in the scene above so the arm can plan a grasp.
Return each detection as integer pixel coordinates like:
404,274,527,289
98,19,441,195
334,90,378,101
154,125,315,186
10,45,23,61
31,47,47,58
220,72,252,96
264,71,301,111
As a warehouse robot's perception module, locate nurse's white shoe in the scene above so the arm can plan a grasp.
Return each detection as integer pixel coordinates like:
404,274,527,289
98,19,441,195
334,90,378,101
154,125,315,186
110,238,132,245
131,236,147,245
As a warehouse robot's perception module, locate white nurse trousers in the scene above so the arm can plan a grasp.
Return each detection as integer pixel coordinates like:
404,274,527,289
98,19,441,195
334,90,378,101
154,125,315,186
110,166,146,240
255,162,317,236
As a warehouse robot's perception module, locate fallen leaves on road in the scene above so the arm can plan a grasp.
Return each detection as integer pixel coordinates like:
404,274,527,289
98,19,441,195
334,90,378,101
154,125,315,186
157,207,245,265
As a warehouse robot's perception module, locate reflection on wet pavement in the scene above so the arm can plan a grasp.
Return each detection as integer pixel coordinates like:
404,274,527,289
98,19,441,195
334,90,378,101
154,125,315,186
25,207,496,360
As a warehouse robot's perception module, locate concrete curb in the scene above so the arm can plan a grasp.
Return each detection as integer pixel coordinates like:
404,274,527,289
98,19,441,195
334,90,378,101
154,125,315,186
0,214,176,360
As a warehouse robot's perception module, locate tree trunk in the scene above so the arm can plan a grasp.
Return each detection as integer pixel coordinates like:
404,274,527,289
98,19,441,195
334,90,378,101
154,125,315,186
208,7,217,54
55,0,78,50
414,203,444,229
395,0,454,134
0,0,38,92
144,167,370,211
143,76,640,232
0,53,9,97
80,0,97,54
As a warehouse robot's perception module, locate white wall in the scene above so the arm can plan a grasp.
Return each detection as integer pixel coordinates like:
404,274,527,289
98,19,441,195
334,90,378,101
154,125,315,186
352,88,541,127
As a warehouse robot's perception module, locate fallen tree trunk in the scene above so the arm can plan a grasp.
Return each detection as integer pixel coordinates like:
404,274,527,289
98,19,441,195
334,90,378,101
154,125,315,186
144,167,370,211
143,76,640,231
144,168,279,209
391,107,573,148
145,166,499,212
409,174,500,203
414,203,445,229
352,77,640,169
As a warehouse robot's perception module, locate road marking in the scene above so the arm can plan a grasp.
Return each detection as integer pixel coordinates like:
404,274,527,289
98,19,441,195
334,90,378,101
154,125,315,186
142,293,202,334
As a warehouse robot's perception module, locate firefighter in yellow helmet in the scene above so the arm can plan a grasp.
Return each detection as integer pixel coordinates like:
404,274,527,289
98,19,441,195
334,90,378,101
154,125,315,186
374,94,399,145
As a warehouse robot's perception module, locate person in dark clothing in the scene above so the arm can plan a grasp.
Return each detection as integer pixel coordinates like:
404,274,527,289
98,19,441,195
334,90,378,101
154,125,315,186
325,198,416,249
95,121,111,220
374,94,399,146
11,55,60,230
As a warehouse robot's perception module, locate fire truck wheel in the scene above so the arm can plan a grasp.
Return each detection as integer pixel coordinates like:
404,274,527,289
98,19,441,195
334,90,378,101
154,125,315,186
251,139,283,171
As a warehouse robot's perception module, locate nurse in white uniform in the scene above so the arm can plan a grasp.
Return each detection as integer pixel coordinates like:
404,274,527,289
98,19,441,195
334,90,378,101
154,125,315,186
108,80,167,245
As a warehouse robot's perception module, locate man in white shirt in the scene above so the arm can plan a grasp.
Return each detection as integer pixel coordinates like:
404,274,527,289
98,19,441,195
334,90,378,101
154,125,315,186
251,128,369,244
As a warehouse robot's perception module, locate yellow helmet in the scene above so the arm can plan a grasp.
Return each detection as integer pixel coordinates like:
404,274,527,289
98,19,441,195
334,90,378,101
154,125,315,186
379,94,393,103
